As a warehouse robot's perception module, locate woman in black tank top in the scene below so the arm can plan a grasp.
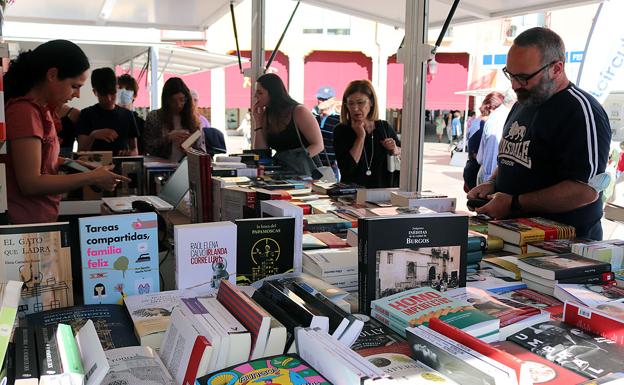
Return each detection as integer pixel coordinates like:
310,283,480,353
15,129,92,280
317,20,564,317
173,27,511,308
251,74,323,173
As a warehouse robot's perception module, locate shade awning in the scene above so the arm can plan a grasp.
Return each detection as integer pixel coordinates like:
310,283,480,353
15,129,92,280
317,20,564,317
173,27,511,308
5,38,244,76
4,0,242,31
4,0,600,31
300,0,600,28
118,46,246,75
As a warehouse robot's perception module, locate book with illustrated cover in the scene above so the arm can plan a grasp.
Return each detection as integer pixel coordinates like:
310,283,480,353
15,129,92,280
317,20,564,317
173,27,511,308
466,268,528,293
553,283,624,307
496,287,564,319
174,221,236,290
406,326,500,385
492,341,587,385
448,287,549,339
517,253,611,280
564,301,624,345
358,214,468,313
195,354,332,385
527,238,592,254
0,222,73,316
102,346,175,385
26,304,138,350
507,321,624,378
350,315,412,357
124,290,183,350
366,352,460,384
488,218,575,246
371,287,498,339
235,217,295,285
79,213,159,305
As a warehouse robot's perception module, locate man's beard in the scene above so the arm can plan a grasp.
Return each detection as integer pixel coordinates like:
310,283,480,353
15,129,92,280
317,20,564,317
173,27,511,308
515,73,556,106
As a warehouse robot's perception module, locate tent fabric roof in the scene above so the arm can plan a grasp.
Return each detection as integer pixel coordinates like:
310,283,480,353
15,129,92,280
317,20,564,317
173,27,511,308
9,39,244,75
301,0,600,28
5,0,600,30
4,0,242,31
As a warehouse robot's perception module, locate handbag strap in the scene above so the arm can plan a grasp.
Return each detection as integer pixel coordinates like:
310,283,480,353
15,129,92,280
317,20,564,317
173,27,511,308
292,108,331,166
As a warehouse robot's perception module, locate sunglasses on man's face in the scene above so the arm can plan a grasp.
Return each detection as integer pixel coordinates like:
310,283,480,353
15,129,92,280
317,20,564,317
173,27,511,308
502,61,558,86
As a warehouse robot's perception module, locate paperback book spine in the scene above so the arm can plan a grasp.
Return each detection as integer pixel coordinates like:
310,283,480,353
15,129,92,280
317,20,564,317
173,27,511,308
36,326,63,379
15,327,38,383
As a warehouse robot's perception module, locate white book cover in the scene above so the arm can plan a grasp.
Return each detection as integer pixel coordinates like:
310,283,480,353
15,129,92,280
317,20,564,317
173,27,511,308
124,289,184,350
158,307,209,385
194,296,251,366
302,247,358,278
390,191,456,212
261,200,304,273
75,320,109,385
174,221,236,290
103,346,174,385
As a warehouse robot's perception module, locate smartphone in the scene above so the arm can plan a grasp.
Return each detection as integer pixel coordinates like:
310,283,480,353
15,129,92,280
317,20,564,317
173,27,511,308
63,160,90,173
467,198,490,209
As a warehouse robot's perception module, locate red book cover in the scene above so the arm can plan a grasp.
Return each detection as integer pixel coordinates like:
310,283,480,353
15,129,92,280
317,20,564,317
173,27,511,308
563,301,624,345
311,232,348,248
497,288,564,319
518,218,558,240
183,335,210,385
292,202,312,215
492,341,587,385
428,317,524,383
216,279,271,359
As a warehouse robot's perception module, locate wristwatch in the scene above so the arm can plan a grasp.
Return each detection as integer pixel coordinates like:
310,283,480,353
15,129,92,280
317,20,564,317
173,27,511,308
510,194,522,213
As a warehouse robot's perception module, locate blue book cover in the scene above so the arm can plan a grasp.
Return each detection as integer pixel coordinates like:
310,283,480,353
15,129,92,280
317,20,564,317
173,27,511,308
79,213,159,305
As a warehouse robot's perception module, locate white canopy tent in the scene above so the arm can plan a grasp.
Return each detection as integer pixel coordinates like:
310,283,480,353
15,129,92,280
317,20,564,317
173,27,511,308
3,0,602,191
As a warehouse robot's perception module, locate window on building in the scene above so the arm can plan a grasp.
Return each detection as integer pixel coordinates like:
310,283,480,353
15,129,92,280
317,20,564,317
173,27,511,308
301,4,351,35
387,252,393,264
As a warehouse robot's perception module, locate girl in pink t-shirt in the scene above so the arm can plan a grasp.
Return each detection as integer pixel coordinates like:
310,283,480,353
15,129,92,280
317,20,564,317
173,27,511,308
3,39,129,224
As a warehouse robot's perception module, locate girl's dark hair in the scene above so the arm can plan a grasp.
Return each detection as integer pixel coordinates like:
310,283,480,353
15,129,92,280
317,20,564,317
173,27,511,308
159,77,199,133
4,39,89,102
256,73,298,131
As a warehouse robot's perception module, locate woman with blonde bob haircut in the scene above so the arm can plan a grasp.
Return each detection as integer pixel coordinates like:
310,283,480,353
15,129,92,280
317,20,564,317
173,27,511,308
333,79,401,187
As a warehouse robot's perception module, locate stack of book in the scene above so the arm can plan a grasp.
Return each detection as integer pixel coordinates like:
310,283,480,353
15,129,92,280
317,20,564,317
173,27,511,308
370,287,500,341
302,247,358,291
516,253,613,296
488,217,575,254
447,287,550,339
467,231,487,270
571,238,624,273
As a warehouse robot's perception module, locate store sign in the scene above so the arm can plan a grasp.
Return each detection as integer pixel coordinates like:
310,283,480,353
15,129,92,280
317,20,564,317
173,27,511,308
578,0,624,103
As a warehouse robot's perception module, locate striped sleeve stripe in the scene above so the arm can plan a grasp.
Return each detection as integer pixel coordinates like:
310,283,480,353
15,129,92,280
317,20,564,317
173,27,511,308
568,86,598,179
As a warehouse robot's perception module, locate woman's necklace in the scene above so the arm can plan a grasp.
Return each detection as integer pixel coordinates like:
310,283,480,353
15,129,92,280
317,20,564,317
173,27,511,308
362,128,374,176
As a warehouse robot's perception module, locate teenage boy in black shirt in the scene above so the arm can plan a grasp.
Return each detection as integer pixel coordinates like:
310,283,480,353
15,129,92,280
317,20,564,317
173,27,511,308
468,27,611,240
77,67,139,156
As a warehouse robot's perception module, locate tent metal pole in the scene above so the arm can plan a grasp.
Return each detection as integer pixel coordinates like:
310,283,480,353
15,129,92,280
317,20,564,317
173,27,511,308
149,47,160,109
250,0,265,146
398,0,431,192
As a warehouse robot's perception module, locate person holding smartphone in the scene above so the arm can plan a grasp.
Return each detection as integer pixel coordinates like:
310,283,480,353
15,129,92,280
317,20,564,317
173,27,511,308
2,40,129,224
467,28,611,240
